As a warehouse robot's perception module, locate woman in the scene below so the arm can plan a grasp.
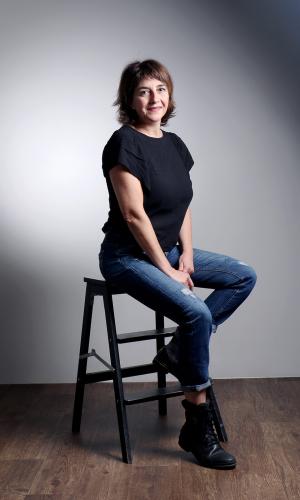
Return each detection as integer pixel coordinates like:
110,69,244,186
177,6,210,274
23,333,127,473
99,59,257,470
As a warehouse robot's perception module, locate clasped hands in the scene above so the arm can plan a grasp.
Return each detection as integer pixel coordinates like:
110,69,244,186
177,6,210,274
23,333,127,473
178,251,194,290
165,251,194,290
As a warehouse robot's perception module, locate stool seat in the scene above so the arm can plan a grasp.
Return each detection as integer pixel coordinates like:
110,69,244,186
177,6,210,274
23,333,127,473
83,277,126,293
72,277,228,463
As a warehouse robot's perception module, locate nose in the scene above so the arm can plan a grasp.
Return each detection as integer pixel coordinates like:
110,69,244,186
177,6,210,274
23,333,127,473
149,89,160,102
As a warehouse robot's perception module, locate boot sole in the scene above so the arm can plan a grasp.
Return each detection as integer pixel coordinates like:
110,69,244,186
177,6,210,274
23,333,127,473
178,439,236,470
153,359,182,381
152,358,169,374
153,349,182,379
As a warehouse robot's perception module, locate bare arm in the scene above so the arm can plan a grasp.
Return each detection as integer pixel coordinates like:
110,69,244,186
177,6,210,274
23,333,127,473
178,206,193,255
109,165,193,288
178,207,195,286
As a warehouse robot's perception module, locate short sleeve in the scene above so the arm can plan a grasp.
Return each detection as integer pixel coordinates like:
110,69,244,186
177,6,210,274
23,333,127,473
102,130,151,191
171,133,194,171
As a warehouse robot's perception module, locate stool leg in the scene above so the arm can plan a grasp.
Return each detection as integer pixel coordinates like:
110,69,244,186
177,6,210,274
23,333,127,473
155,312,167,416
72,283,94,433
207,381,228,442
103,290,132,464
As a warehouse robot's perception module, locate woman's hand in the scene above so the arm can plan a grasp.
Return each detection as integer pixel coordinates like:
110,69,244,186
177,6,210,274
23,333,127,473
167,250,194,290
178,250,195,276
166,249,195,290
166,268,194,290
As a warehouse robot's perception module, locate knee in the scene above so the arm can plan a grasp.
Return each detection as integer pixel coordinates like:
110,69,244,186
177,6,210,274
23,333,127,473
183,300,213,328
238,261,257,290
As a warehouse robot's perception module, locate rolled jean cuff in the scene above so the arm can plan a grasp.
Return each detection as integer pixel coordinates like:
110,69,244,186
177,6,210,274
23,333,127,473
180,378,212,393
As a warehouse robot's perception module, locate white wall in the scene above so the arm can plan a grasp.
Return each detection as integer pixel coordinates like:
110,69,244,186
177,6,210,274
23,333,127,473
1,0,299,383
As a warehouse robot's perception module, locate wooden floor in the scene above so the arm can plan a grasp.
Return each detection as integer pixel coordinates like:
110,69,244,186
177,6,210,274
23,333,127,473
0,379,299,500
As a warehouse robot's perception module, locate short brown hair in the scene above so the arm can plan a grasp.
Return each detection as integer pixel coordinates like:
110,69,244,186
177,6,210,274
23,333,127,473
113,59,176,126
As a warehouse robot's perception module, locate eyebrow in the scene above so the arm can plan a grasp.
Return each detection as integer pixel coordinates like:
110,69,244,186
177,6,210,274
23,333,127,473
137,84,166,90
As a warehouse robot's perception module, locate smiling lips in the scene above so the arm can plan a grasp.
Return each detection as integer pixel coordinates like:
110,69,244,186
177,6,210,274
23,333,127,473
148,107,162,111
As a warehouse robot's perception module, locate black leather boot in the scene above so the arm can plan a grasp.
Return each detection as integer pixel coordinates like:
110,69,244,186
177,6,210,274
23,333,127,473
178,399,236,470
153,332,211,389
152,329,181,378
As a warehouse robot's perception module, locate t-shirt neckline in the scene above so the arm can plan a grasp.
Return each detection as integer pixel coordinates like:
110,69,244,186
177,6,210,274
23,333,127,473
124,124,166,141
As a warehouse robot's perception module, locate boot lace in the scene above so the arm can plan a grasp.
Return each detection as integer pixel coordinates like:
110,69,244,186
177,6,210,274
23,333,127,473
202,408,220,446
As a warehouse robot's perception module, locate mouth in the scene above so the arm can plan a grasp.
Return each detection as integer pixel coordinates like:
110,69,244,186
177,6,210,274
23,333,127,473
147,107,162,111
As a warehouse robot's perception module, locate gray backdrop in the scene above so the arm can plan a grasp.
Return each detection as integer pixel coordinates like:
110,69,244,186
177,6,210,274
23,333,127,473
1,0,299,383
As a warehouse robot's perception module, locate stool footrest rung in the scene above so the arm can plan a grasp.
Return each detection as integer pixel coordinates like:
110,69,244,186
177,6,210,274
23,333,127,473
81,363,159,384
117,326,176,343
124,383,184,405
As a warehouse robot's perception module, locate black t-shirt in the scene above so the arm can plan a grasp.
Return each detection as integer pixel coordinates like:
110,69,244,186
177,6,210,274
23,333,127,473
101,124,194,252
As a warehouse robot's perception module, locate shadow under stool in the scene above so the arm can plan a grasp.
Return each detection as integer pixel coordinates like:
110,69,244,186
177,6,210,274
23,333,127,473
72,277,228,464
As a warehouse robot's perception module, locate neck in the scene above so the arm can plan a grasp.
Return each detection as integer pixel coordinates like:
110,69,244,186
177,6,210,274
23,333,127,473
131,122,163,138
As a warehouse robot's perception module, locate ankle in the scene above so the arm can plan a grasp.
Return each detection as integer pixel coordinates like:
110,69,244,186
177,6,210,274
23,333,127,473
184,389,206,405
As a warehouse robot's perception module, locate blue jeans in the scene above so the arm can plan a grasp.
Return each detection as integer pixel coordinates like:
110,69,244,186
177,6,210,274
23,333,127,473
98,237,257,392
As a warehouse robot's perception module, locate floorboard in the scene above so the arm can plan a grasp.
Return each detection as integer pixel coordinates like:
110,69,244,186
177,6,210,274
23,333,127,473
0,379,298,500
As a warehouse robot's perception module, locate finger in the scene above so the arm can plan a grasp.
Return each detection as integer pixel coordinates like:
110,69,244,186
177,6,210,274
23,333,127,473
188,277,194,290
184,277,193,290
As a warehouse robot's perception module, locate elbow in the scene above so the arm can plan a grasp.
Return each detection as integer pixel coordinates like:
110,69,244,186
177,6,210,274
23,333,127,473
123,214,135,224
123,208,144,225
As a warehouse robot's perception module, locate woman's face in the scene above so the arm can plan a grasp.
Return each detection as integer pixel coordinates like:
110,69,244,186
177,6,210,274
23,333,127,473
131,77,169,126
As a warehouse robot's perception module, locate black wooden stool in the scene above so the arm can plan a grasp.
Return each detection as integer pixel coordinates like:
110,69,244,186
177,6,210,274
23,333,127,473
72,277,228,463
